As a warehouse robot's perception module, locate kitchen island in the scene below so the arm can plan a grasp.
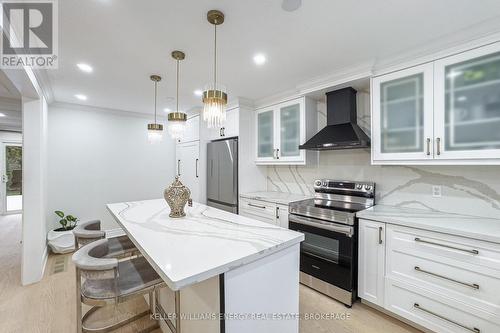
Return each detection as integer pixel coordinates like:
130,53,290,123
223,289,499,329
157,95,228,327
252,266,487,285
107,199,303,333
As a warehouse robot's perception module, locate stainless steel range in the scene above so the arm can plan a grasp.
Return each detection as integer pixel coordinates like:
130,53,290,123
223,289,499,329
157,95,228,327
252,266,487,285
288,179,375,306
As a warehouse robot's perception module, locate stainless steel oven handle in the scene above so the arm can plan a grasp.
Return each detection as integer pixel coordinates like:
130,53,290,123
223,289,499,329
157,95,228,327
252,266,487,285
289,214,353,237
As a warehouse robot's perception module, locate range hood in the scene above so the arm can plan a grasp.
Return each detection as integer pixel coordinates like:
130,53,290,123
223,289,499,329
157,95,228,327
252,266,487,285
299,87,370,150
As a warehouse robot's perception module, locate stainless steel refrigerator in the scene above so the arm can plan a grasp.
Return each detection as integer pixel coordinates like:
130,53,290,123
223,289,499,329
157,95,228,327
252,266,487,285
207,138,238,213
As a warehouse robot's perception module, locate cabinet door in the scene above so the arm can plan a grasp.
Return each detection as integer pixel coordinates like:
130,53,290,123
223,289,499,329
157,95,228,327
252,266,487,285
176,141,200,202
255,108,276,162
178,116,200,144
222,109,239,138
276,204,289,228
372,63,434,162
276,99,305,162
434,43,500,161
358,219,386,306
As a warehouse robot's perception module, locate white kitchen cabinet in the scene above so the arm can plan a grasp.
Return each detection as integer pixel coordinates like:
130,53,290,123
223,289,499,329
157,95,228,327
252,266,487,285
206,108,239,141
175,141,200,202
255,97,317,165
358,218,500,332
177,115,200,144
434,43,500,161
372,63,434,162
372,42,500,165
276,204,289,229
238,197,291,227
358,219,386,307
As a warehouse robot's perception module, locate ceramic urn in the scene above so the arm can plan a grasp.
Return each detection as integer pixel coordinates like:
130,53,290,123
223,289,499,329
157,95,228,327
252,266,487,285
164,176,191,218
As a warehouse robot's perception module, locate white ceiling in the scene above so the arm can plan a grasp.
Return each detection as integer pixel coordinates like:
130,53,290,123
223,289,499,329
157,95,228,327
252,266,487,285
48,0,500,115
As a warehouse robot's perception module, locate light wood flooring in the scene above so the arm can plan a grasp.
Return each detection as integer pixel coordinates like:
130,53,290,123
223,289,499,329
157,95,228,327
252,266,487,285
0,215,421,333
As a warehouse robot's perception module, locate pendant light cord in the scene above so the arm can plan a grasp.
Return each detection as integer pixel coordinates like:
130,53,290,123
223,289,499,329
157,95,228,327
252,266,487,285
214,23,217,87
176,59,180,112
154,80,157,124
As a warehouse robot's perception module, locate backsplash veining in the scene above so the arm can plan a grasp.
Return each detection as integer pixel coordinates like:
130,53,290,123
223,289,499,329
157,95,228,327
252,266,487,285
266,97,500,219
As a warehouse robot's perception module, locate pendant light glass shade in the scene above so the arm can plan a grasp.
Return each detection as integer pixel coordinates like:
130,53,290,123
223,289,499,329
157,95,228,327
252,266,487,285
202,10,227,128
168,51,188,139
148,124,163,144
147,75,163,144
203,82,227,128
167,112,187,139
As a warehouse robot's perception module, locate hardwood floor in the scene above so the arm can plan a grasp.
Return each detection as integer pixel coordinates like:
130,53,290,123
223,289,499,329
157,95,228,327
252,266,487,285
0,215,420,333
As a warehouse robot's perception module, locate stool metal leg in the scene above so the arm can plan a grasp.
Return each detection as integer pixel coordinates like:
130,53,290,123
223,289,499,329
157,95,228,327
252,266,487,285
76,267,82,333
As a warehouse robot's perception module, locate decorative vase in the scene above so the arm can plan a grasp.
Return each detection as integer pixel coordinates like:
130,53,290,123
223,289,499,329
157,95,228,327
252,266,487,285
47,228,75,254
164,176,191,218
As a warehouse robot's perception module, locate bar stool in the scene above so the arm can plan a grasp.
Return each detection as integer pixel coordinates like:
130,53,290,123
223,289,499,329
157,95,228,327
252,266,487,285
73,238,165,333
73,220,138,259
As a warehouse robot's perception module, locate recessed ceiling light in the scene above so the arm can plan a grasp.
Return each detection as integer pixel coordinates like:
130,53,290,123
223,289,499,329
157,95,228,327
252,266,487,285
164,108,171,113
0,113,6,117
76,63,93,73
75,94,88,101
194,89,203,96
253,53,267,65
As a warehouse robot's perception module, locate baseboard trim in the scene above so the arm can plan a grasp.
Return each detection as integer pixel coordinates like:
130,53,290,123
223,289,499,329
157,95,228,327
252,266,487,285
40,245,48,279
106,227,125,238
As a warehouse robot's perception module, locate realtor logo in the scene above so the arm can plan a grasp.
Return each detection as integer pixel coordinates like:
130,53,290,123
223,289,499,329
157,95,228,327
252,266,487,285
1,0,58,69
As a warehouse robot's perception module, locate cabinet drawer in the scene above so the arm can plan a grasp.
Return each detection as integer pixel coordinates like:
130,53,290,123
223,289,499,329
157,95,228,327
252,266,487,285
387,225,500,271
239,208,276,225
239,197,276,220
386,278,500,333
388,250,500,315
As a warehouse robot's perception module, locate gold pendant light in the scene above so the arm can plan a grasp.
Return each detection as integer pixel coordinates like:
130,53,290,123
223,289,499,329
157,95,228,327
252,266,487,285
167,50,188,139
147,75,163,144
202,10,228,128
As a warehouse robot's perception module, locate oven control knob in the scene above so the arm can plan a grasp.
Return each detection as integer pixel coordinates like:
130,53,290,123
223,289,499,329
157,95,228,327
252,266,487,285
365,185,372,191
315,180,322,187
356,184,363,190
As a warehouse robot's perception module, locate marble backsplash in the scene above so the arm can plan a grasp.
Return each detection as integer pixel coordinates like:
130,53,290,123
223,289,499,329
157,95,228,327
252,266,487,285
266,98,500,219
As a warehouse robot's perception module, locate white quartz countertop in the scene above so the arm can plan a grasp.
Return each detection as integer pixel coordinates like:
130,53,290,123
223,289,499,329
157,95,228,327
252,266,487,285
240,191,311,205
357,205,500,244
107,199,304,291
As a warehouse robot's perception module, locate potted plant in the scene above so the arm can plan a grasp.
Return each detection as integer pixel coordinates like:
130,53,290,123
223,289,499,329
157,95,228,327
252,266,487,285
47,211,79,253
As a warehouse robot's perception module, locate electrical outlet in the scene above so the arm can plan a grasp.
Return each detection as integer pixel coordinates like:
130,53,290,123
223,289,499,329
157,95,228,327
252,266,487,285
432,185,442,198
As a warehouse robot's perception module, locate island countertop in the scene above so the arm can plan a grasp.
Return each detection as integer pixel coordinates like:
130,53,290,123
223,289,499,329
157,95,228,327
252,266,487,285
106,199,304,291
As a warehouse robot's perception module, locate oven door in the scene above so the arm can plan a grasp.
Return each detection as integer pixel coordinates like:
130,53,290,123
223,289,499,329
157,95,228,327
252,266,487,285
289,214,355,292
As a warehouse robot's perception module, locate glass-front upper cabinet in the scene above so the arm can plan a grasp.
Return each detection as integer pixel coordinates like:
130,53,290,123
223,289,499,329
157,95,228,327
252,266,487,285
372,63,434,162
255,97,314,165
256,109,275,160
434,43,500,161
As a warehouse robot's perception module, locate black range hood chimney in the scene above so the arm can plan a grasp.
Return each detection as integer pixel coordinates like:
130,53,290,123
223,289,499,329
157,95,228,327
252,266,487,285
299,87,370,150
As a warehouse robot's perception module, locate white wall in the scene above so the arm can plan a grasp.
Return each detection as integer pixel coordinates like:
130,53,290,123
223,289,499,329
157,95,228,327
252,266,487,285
22,96,48,285
47,104,176,231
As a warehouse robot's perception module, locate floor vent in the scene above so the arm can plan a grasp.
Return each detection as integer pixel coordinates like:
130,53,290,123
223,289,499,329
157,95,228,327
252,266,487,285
51,256,67,275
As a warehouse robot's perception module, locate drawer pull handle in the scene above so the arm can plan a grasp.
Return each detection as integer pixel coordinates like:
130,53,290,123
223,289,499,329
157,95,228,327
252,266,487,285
311,265,321,270
413,303,480,333
414,266,479,290
248,203,266,209
414,237,479,255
